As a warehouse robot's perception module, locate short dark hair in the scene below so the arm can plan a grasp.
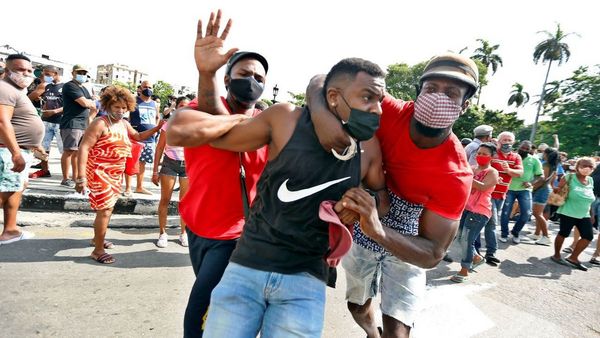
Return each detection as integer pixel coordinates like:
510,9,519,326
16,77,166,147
175,96,188,107
323,58,385,98
42,65,59,73
6,54,30,62
479,142,497,156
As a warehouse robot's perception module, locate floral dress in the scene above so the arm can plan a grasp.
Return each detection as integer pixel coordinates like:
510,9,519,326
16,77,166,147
86,117,131,210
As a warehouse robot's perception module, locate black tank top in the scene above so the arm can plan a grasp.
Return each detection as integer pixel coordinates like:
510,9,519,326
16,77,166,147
230,108,361,281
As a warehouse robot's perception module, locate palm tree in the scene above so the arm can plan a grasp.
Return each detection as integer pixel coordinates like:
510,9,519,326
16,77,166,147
508,83,530,108
472,39,503,105
530,23,577,140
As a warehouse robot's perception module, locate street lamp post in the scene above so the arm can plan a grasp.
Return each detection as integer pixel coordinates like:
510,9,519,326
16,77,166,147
272,84,279,104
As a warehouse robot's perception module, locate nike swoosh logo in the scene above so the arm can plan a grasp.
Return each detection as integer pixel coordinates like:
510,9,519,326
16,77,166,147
277,177,351,203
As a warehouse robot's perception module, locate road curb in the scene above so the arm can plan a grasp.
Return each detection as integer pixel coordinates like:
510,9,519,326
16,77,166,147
20,192,180,215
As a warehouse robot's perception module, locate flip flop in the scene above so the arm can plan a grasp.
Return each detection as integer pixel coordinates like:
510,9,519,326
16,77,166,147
92,252,115,264
589,258,600,266
90,240,115,249
450,273,468,283
0,230,35,245
471,256,486,270
550,256,568,266
562,247,573,254
565,258,588,271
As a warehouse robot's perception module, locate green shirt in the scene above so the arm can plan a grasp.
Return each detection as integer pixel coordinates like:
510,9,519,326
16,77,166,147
558,174,595,219
508,155,543,191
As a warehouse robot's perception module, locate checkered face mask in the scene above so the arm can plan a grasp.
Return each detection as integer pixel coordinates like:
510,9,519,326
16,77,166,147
414,92,462,129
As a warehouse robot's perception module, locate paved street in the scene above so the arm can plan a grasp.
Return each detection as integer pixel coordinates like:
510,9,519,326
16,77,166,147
1,211,599,337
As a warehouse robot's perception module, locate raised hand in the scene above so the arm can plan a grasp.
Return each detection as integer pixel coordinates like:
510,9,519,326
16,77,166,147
194,9,239,74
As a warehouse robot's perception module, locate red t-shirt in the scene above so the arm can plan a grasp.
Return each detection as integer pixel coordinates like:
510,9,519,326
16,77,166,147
490,151,522,200
376,95,473,220
179,98,268,240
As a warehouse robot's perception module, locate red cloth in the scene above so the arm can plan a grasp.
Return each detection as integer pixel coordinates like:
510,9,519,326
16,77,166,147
319,200,354,267
124,138,143,176
490,151,522,200
375,95,473,220
179,98,268,240
465,168,494,218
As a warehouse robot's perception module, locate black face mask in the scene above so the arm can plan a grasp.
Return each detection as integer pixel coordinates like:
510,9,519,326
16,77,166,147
142,88,153,97
337,95,380,141
228,77,264,104
518,150,529,159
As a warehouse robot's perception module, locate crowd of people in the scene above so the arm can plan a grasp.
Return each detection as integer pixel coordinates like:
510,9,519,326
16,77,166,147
0,9,598,338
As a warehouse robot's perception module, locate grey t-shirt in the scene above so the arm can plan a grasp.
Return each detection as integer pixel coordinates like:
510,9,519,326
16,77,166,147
0,78,44,148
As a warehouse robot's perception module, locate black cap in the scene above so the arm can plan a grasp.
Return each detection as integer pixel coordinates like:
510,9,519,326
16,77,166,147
225,51,268,76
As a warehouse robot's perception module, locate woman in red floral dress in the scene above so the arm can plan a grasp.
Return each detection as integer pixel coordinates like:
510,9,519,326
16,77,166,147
76,86,163,264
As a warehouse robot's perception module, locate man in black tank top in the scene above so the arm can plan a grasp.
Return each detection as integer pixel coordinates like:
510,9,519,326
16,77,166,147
171,48,390,336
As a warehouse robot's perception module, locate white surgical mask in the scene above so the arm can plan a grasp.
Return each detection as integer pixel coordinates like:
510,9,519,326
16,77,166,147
8,70,35,88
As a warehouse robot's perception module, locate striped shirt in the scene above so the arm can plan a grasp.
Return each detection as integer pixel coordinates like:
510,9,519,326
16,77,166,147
491,151,522,200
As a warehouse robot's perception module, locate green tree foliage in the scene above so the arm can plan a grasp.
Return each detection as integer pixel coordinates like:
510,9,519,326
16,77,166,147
153,80,175,111
472,39,502,104
547,66,600,156
287,91,306,106
507,83,530,108
453,105,524,140
112,80,136,93
530,23,577,140
385,62,427,101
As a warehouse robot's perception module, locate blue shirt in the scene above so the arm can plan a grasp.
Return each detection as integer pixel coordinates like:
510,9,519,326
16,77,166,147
129,97,157,143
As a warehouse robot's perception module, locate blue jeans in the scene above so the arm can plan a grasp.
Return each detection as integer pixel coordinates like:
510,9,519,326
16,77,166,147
457,210,489,269
475,198,503,255
204,262,326,338
500,190,532,238
42,121,63,153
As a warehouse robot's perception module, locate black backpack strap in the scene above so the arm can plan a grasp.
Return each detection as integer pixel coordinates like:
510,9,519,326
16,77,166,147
239,153,250,219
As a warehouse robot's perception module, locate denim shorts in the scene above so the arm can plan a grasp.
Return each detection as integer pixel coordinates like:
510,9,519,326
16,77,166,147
342,244,425,327
532,186,550,205
60,128,84,151
159,155,186,177
0,148,33,192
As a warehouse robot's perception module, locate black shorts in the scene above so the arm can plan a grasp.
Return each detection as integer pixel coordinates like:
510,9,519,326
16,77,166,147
558,214,593,241
159,155,186,177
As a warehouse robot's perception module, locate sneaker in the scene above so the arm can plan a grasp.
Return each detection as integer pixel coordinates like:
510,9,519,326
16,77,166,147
156,233,168,248
536,236,552,246
512,236,521,244
179,233,188,247
499,236,508,243
29,169,51,179
31,162,42,169
527,234,541,241
60,179,75,188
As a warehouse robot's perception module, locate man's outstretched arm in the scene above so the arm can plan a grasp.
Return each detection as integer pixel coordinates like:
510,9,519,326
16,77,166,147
167,108,248,147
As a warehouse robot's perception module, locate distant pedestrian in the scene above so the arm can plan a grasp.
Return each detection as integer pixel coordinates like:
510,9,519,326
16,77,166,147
464,125,493,165
528,147,560,245
0,54,44,245
75,86,162,264
551,157,596,271
152,96,190,248
126,80,159,196
60,64,97,188
451,143,499,283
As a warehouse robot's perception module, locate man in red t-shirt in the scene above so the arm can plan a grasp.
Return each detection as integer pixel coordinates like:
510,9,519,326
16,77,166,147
309,53,478,337
167,13,269,338
474,131,523,265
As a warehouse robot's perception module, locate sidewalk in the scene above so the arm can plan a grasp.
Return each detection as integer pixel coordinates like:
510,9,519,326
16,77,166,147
22,141,179,215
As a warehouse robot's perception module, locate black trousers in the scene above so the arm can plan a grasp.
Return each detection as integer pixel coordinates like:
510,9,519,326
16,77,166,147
183,230,237,338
